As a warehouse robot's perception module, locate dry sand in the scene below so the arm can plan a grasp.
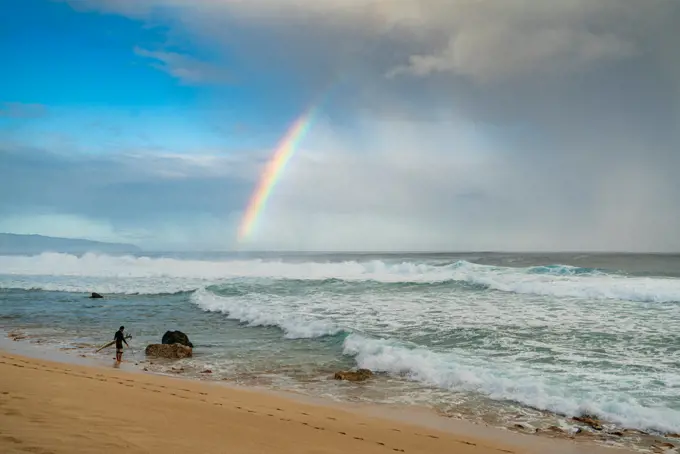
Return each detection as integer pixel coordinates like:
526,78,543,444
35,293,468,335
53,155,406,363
0,351,632,454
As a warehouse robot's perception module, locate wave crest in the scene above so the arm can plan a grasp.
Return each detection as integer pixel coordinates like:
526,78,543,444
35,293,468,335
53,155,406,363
342,334,680,433
1,252,680,303
191,289,344,339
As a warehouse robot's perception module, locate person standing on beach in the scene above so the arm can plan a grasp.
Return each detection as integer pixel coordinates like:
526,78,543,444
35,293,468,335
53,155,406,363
114,326,129,363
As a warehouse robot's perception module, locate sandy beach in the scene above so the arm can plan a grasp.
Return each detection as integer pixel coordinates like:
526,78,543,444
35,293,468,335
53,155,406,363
0,350,633,454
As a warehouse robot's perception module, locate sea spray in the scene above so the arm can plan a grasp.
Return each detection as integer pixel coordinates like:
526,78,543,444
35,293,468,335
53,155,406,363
2,253,680,302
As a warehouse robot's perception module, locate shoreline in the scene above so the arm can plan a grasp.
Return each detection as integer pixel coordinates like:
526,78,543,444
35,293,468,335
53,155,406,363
0,338,635,454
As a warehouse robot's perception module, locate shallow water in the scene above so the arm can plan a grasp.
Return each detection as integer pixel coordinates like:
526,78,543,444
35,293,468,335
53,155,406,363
2,251,680,452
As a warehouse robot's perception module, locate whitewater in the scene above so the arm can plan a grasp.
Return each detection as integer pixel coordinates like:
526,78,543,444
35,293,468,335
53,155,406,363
2,251,680,447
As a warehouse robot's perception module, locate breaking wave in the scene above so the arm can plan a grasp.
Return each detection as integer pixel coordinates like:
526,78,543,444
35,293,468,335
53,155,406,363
191,289,344,339
342,334,680,433
1,252,680,302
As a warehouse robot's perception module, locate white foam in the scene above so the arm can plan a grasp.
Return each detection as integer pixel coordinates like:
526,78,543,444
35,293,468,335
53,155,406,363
1,252,680,303
343,334,680,433
190,289,343,339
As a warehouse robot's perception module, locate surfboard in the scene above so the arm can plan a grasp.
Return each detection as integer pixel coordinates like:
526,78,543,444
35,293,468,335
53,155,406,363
95,340,115,352
95,334,132,353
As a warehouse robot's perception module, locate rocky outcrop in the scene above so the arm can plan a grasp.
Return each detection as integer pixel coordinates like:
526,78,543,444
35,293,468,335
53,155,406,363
90,292,103,299
162,330,193,348
539,425,565,435
572,415,603,431
145,343,193,359
8,331,26,341
512,424,536,433
333,369,373,382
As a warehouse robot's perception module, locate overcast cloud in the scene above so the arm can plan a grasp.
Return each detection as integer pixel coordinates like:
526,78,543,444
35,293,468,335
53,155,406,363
2,0,678,251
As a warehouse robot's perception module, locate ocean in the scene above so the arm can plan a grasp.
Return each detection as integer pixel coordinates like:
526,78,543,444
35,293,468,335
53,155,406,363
2,251,680,451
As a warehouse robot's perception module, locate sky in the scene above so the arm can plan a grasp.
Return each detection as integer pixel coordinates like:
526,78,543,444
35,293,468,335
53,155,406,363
0,0,679,252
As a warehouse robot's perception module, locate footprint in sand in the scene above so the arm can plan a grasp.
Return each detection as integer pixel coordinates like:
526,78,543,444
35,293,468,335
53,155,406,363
1,435,23,444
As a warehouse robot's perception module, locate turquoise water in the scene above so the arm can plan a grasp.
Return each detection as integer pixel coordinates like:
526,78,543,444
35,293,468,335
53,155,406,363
2,251,680,448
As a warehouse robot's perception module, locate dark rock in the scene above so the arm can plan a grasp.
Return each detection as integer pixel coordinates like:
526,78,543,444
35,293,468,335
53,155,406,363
544,426,564,434
512,424,539,434
609,431,624,436
145,343,193,359
162,330,193,348
90,292,103,299
333,369,373,382
572,415,603,431
8,331,26,341
201,369,212,374
666,433,680,439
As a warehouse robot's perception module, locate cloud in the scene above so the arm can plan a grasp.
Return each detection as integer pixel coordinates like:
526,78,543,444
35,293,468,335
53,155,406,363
388,28,638,82
0,146,258,249
67,0,675,83
22,0,680,252
2,104,680,252
0,102,48,119
244,117,680,252
66,1,679,129
134,47,232,85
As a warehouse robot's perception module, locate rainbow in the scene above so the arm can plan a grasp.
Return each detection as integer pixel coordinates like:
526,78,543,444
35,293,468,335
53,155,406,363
237,106,318,242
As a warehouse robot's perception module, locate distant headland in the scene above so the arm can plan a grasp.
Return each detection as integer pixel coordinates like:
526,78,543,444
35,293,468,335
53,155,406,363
0,233,141,254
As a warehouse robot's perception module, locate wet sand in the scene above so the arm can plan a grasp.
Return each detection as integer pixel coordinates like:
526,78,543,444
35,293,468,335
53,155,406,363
0,351,632,454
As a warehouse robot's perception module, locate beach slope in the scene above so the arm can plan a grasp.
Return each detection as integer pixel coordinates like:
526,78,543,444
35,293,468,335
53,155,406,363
0,352,625,454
